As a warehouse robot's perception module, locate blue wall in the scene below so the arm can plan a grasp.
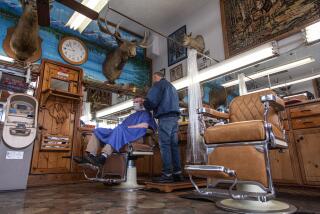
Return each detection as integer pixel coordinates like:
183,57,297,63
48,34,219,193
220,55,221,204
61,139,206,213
0,1,151,88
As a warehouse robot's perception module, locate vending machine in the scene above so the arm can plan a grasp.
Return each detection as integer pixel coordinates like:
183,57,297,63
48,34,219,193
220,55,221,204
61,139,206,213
0,93,38,191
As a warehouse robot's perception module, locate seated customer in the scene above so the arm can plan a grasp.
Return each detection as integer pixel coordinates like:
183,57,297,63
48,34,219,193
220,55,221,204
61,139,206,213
76,99,157,167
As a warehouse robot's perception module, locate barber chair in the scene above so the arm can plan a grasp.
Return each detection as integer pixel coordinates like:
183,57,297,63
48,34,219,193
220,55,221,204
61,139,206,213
81,129,155,190
185,91,297,213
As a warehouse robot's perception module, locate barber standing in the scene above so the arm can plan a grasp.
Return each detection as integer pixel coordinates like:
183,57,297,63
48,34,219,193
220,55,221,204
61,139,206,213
139,71,183,183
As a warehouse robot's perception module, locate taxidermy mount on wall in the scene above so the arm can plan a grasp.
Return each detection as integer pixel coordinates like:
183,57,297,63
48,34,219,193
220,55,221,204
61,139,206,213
182,33,205,54
97,17,150,84
3,0,42,62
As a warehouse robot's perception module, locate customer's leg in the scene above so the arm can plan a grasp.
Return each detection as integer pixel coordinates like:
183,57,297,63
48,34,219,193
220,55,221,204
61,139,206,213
158,118,173,176
85,134,100,156
90,144,113,166
101,144,113,156
170,117,182,174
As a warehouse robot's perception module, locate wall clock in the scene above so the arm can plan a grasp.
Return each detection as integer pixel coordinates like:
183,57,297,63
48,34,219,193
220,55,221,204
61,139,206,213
58,37,88,65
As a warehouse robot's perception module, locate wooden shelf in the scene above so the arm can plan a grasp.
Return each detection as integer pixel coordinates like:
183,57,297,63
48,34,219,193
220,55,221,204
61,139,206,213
83,79,146,97
41,89,82,106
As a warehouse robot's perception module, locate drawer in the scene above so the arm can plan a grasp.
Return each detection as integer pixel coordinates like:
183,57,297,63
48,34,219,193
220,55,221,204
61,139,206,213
179,125,188,132
290,103,320,118
292,116,320,129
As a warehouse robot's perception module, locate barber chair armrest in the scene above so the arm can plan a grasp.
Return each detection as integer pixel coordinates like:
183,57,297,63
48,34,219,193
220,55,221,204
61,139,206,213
261,94,285,112
146,128,154,135
197,107,229,120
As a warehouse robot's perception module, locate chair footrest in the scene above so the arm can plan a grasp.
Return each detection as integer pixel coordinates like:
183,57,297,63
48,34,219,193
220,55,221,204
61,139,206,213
85,176,125,184
196,187,274,202
131,151,153,156
185,165,236,177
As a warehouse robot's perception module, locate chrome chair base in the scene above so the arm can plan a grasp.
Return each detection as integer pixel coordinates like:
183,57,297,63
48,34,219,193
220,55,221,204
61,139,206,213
111,164,144,191
216,199,297,214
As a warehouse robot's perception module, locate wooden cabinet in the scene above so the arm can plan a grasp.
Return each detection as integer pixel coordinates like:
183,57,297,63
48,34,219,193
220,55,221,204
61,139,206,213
269,133,298,183
29,60,83,185
273,99,320,187
294,128,320,185
269,133,301,184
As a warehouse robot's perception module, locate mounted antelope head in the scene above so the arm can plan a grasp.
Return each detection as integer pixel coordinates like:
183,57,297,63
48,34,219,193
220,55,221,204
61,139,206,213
6,0,42,62
182,33,205,54
97,17,150,84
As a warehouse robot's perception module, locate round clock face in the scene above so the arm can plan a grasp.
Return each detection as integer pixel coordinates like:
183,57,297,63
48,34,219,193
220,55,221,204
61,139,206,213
59,37,88,65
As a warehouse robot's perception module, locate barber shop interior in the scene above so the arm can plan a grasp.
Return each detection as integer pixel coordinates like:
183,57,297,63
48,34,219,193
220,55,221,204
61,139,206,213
1,0,320,213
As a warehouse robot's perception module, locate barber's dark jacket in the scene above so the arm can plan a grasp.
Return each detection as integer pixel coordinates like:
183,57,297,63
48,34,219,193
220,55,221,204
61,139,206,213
143,78,180,119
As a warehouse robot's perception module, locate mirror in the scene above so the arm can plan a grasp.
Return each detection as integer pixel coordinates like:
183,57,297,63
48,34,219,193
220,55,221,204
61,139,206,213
200,41,320,111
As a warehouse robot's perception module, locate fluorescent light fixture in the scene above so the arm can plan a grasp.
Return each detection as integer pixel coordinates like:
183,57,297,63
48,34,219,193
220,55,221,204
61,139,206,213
197,42,278,83
305,21,320,43
222,57,315,87
173,77,189,90
172,42,278,90
66,0,110,33
0,55,14,63
96,99,133,118
250,73,320,93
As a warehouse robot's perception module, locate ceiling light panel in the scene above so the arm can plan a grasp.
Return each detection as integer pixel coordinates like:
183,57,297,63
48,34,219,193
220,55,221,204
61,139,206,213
66,0,110,33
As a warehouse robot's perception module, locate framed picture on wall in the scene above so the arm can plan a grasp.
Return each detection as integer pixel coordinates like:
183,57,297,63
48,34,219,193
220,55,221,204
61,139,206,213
159,68,166,77
220,0,320,58
167,25,187,66
170,64,183,82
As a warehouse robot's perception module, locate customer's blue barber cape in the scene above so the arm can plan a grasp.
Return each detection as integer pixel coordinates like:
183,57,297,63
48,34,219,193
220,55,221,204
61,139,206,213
94,110,157,152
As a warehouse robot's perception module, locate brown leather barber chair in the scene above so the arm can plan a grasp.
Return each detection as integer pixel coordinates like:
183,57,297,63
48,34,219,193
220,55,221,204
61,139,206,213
83,129,155,190
185,90,297,213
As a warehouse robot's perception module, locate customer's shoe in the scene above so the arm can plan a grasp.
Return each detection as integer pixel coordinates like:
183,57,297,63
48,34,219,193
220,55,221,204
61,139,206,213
152,174,174,183
95,155,107,166
72,156,87,164
173,173,185,182
83,153,100,166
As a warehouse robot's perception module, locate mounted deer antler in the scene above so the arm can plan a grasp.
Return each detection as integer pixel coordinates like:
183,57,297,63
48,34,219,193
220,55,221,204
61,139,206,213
182,33,205,54
97,17,151,84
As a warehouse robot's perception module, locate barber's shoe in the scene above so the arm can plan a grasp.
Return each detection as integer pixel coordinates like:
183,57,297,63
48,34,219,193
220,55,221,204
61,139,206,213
152,174,174,183
173,173,185,182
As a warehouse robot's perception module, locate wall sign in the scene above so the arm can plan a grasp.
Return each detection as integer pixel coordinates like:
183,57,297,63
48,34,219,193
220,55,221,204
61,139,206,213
6,151,24,159
170,63,183,82
0,72,28,93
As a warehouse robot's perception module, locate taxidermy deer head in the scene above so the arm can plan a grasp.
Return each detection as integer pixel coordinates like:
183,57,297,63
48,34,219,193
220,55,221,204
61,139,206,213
9,0,41,61
182,33,205,54
97,17,150,84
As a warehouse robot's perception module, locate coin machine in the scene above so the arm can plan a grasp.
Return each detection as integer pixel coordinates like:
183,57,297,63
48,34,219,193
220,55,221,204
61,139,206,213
0,93,38,191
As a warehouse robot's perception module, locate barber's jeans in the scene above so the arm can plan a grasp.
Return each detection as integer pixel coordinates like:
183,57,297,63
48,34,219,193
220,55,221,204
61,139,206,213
158,117,182,176
86,133,113,156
